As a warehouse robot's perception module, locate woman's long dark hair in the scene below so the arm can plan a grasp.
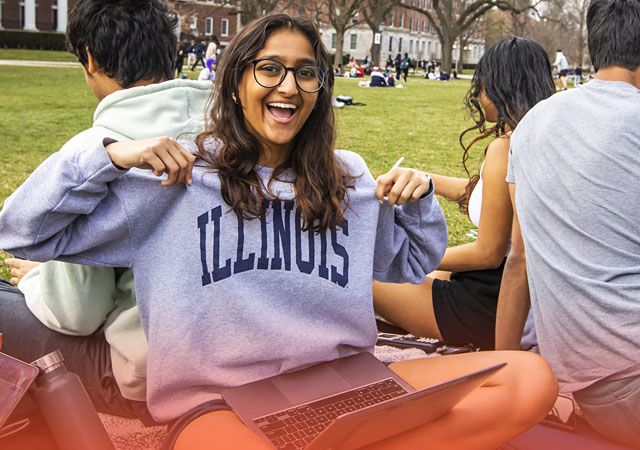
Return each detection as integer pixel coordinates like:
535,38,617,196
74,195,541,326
196,14,353,233
458,37,556,213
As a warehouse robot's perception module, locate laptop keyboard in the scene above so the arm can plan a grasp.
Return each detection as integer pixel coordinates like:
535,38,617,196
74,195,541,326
253,378,409,449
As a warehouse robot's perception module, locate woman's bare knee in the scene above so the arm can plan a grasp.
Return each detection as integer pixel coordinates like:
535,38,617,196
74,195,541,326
173,410,270,450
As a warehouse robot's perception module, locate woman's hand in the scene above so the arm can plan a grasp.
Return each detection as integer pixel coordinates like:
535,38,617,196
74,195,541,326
105,137,196,186
375,168,431,206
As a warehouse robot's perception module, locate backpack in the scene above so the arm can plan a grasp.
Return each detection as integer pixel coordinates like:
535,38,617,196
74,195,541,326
400,58,409,70
336,95,353,105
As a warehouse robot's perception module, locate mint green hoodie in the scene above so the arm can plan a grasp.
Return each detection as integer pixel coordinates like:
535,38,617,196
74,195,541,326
18,79,212,401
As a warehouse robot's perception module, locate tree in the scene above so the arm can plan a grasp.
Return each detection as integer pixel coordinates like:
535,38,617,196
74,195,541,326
326,0,366,67
229,0,293,26
456,18,483,72
407,0,544,73
562,0,590,67
360,0,399,67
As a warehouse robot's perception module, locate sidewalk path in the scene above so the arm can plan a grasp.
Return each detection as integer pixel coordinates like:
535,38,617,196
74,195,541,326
0,59,82,68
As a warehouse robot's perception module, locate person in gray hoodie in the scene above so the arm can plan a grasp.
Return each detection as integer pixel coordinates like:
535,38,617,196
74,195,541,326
0,0,211,424
0,14,558,449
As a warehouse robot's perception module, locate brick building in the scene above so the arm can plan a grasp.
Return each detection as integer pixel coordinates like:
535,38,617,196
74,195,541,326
0,0,74,32
167,0,240,45
319,0,484,68
0,0,240,46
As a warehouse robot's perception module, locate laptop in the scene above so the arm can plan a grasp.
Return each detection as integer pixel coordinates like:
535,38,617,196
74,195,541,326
222,352,506,450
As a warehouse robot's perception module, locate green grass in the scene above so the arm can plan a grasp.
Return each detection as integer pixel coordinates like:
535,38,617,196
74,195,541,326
0,55,482,280
0,48,79,62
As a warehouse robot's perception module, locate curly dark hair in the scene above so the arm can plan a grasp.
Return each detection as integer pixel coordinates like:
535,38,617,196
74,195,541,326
457,37,556,213
195,14,355,233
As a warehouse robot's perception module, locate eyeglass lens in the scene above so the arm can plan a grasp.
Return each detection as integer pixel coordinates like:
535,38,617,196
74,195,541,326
253,59,323,93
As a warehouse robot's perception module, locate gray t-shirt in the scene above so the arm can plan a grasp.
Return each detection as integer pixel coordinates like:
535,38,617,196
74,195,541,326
507,79,640,392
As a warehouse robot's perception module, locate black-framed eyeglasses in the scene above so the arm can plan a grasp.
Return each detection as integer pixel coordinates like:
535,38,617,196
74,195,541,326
249,58,325,93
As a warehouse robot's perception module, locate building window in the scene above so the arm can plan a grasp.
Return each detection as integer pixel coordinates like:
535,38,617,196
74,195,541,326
190,16,198,33
52,4,58,31
350,34,357,50
205,18,213,35
221,18,229,37
19,2,25,29
410,40,413,54
399,37,403,53
351,12,358,24
390,11,395,27
400,13,404,28
422,19,426,33
331,33,336,49
388,36,393,52
409,18,413,32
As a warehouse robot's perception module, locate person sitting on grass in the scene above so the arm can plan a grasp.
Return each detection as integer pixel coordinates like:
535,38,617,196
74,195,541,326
369,66,388,87
0,0,211,426
373,38,556,351
0,14,557,449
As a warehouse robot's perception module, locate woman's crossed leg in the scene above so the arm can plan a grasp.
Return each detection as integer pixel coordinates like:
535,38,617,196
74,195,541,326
174,350,557,450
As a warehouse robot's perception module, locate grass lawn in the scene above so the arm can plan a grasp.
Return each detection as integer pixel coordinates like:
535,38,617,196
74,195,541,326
0,48,79,62
0,55,483,280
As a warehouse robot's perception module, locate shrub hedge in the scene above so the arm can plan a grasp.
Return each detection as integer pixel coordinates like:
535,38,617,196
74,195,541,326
0,30,67,51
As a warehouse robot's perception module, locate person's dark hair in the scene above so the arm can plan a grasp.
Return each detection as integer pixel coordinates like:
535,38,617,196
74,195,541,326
196,14,354,233
458,37,556,213
587,0,640,71
66,0,178,88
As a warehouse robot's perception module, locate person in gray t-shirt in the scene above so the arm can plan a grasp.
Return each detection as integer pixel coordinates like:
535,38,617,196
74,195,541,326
497,0,640,447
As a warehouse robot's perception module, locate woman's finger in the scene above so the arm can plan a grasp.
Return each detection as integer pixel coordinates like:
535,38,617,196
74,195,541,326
397,177,428,206
175,142,196,185
143,152,166,178
375,173,393,203
157,148,181,186
386,170,411,206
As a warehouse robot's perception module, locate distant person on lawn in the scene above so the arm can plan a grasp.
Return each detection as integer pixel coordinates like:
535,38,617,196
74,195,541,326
0,0,211,425
496,0,640,446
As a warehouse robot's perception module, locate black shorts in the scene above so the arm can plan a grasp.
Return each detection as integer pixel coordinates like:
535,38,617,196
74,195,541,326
161,399,231,450
559,69,569,77
431,259,505,350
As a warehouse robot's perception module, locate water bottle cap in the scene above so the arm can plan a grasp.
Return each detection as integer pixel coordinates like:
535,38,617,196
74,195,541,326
32,350,65,374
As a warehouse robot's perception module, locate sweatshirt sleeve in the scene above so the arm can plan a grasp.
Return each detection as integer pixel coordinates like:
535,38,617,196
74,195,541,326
19,261,118,336
372,189,448,284
0,143,135,267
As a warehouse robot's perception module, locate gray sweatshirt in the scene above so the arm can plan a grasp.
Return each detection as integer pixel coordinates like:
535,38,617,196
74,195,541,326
0,142,447,422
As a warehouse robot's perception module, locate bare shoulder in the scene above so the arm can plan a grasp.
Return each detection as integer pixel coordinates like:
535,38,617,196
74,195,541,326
483,134,511,178
487,134,511,157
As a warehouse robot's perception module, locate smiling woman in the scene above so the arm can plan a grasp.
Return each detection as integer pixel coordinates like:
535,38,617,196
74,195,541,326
196,14,348,233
